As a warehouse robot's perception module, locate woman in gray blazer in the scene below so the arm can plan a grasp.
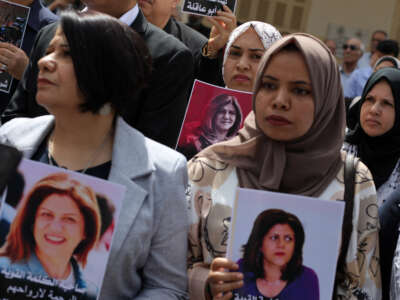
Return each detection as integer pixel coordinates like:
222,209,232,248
0,11,189,299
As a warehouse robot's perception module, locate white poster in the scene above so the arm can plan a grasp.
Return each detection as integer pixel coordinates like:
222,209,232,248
227,188,345,300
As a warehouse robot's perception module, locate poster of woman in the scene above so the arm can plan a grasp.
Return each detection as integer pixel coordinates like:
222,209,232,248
0,158,125,300
177,79,252,160
227,188,345,300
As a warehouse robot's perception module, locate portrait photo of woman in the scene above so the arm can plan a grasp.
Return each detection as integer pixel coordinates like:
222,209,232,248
178,93,243,160
0,172,101,298
234,209,319,299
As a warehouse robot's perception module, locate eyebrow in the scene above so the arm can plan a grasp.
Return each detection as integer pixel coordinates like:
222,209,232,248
231,45,265,52
263,74,311,85
39,207,79,216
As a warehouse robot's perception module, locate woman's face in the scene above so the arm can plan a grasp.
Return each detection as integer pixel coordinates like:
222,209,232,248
255,50,314,141
261,223,295,269
360,80,395,137
223,27,265,92
213,102,237,133
36,27,84,114
34,194,86,261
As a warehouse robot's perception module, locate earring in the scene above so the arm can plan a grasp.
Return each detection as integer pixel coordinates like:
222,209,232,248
99,103,112,116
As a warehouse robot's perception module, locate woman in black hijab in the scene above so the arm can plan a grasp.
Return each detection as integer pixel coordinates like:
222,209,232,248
345,67,400,205
344,67,400,299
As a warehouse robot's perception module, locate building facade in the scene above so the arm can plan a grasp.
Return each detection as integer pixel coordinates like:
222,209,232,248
236,0,400,54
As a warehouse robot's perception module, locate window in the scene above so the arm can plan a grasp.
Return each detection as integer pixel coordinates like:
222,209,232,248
256,0,271,22
236,0,311,33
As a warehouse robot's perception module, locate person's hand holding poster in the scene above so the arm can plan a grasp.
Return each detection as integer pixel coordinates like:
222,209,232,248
176,79,252,160
182,0,236,16
0,0,30,93
227,188,345,300
0,159,125,300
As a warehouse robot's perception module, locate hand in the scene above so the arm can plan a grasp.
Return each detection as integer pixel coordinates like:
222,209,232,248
207,257,244,300
206,5,237,53
0,42,29,80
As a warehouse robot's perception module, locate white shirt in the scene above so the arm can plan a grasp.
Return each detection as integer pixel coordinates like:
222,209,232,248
119,4,139,26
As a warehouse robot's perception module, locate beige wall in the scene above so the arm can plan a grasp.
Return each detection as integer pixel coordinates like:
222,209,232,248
306,0,396,44
181,0,400,49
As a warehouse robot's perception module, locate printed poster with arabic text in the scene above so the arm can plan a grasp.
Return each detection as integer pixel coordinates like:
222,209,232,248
182,0,236,16
0,159,126,300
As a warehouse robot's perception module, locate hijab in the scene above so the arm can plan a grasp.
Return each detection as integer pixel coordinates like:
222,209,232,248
374,56,400,70
197,33,345,197
346,68,400,188
222,21,281,83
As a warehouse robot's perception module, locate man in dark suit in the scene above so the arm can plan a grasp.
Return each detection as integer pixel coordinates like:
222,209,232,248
139,0,236,86
1,0,194,149
0,0,58,114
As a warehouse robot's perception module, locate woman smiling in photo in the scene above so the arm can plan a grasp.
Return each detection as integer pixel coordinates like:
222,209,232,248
0,173,100,296
178,94,242,160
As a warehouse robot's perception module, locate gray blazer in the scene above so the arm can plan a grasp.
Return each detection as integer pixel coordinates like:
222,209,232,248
0,115,189,299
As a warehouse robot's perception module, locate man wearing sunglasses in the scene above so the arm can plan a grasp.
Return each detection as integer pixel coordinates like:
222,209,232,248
345,39,399,101
340,37,364,98
357,30,387,68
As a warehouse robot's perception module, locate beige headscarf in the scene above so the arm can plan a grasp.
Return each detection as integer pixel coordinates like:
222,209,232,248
197,33,346,197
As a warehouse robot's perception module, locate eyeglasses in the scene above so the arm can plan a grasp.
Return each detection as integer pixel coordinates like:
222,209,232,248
343,44,359,51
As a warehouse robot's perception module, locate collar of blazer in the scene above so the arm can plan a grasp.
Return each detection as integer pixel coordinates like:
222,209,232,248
130,9,148,35
2,115,155,179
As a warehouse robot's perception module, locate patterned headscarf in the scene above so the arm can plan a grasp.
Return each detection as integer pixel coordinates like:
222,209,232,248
222,21,281,82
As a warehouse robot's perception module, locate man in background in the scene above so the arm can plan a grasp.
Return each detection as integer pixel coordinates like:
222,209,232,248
324,39,337,56
139,0,236,86
139,0,206,77
345,39,399,100
340,37,364,97
357,30,387,68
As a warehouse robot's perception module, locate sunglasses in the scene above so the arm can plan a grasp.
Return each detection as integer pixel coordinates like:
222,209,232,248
343,44,359,51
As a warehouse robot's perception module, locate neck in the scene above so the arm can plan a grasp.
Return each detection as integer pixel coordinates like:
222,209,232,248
263,261,283,282
343,61,357,74
50,111,115,171
36,249,72,280
151,15,171,29
88,1,136,18
214,128,229,140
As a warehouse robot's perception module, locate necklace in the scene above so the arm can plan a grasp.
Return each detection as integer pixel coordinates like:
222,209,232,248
47,128,113,174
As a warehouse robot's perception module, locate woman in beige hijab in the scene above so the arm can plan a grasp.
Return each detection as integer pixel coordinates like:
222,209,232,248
187,33,381,300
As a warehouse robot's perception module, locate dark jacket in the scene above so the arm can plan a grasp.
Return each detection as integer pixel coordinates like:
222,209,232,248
1,9,194,149
164,17,224,87
0,0,58,114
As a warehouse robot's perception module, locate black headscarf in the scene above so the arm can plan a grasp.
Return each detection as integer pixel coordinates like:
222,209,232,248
346,68,400,188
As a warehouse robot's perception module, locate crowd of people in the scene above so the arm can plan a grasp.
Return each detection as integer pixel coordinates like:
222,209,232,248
0,0,400,299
